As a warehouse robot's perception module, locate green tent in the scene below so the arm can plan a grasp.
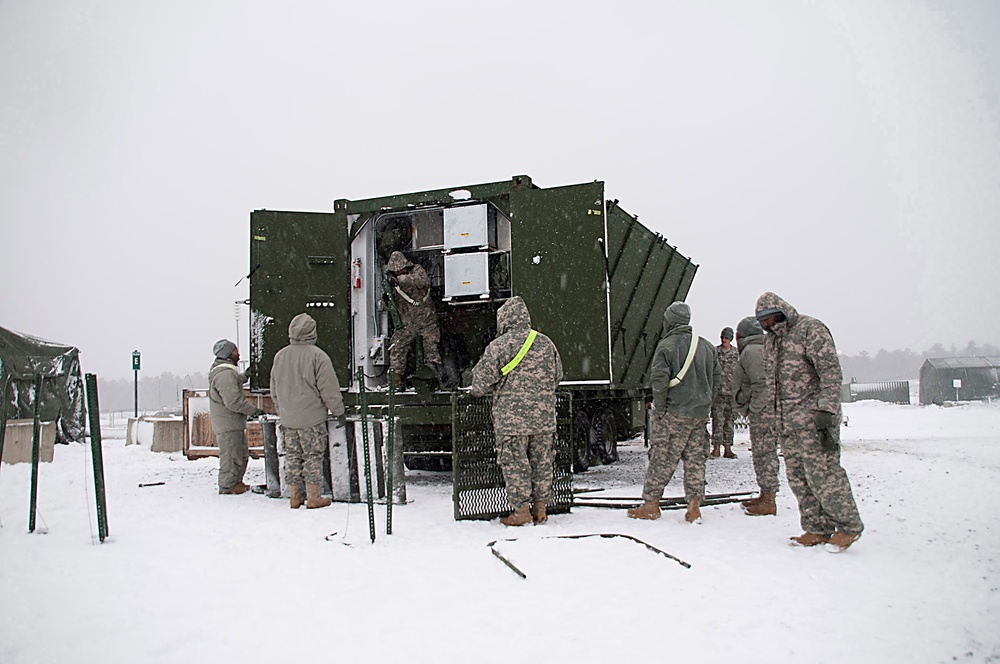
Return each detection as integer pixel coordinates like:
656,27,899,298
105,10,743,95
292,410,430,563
0,325,87,443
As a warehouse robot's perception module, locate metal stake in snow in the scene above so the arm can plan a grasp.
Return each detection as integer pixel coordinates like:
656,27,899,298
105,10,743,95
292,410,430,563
357,367,376,543
85,373,109,542
28,374,43,533
0,373,10,490
386,368,395,536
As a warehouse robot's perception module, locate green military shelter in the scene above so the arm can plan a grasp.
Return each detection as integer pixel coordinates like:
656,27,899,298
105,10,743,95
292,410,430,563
0,325,87,442
919,356,1000,405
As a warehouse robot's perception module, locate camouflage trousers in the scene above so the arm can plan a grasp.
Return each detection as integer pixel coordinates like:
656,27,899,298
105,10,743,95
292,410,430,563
781,428,864,535
710,393,735,447
281,422,328,486
642,411,709,503
748,413,780,494
390,310,441,373
496,433,556,510
217,429,249,490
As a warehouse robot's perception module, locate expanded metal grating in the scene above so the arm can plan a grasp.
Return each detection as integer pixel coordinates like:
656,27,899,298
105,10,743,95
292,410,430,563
453,393,573,521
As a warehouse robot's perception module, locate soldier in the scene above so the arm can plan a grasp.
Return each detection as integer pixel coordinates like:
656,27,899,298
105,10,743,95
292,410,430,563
755,292,863,551
732,316,780,516
710,326,739,458
270,313,346,509
628,302,720,523
470,296,563,526
385,251,448,388
208,340,262,495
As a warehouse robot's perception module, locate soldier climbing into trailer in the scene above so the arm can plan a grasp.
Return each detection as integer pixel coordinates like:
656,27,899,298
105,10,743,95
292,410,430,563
469,296,563,526
385,251,453,389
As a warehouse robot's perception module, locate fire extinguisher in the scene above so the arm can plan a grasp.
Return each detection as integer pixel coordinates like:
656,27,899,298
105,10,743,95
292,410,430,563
353,258,362,289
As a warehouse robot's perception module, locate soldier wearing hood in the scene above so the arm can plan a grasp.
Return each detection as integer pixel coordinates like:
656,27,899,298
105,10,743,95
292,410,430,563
385,251,445,388
209,339,263,495
270,313,346,509
470,296,563,526
732,315,780,516
755,292,863,551
628,301,720,523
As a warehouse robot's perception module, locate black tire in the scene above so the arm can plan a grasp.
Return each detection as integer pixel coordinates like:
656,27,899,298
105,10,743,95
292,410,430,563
592,407,619,464
573,411,592,473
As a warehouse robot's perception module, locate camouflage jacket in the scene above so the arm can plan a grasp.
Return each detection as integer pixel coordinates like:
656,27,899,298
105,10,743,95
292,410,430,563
649,317,720,419
470,296,563,436
393,261,434,326
732,333,769,417
757,292,842,433
716,343,739,395
208,360,256,434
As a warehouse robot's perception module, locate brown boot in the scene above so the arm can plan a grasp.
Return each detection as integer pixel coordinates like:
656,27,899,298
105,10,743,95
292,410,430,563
219,483,249,495
532,502,548,525
290,485,304,509
744,492,776,516
500,505,532,526
627,500,661,520
741,493,763,508
391,373,405,390
685,496,702,523
305,483,331,509
826,530,862,552
789,532,831,547
710,445,721,458
723,446,737,459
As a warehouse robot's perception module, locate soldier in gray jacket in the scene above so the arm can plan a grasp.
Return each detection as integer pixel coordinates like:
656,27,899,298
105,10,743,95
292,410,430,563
270,313,345,509
629,302,720,523
756,292,863,551
208,340,262,495
470,296,563,526
732,316,780,516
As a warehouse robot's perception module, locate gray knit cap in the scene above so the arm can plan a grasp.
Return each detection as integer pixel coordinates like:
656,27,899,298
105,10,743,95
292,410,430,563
213,339,236,360
721,327,734,340
663,301,692,329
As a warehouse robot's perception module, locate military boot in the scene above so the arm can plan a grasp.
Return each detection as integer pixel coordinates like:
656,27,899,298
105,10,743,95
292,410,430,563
826,531,862,552
500,505,532,527
685,496,702,523
723,446,737,459
289,485,304,509
710,445,721,458
744,492,776,516
627,500,661,520
305,483,331,509
391,373,405,391
532,501,548,525
741,493,763,508
789,532,831,547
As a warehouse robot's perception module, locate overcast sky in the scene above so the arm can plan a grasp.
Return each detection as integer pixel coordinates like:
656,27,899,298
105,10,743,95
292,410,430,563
2,1,998,380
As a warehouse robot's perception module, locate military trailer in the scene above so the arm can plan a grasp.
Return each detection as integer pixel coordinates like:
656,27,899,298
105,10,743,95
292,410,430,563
248,175,697,477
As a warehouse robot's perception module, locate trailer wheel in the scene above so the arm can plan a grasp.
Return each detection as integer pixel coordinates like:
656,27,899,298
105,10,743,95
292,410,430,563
592,407,619,464
573,411,592,473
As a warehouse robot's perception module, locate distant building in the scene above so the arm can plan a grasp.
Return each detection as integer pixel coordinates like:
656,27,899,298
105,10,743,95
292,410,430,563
919,356,1000,405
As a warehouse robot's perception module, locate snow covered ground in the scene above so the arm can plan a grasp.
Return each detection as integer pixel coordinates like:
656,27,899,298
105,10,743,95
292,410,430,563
1,400,998,664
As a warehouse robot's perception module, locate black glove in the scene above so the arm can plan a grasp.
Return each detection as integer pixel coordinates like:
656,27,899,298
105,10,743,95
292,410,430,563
335,414,348,429
251,408,265,419
815,410,839,452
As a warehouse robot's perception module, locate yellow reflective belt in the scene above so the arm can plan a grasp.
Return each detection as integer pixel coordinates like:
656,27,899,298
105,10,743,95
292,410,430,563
501,330,537,376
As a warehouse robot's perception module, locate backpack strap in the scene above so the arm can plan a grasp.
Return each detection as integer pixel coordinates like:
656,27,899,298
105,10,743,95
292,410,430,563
501,330,538,376
668,333,699,388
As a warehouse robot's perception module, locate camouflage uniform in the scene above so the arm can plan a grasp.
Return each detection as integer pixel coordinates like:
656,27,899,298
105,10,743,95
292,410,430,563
732,316,780,495
756,292,863,536
642,302,720,504
470,296,563,510
386,251,441,373
271,313,346,490
208,345,259,492
711,342,739,447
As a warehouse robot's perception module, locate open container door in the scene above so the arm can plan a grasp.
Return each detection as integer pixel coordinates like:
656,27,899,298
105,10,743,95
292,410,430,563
249,210,350,391
508,181,611,384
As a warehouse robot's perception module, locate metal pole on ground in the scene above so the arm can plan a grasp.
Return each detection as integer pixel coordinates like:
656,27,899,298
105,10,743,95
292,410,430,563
0,373,10,482
85,373,109,542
